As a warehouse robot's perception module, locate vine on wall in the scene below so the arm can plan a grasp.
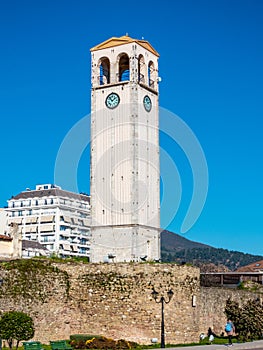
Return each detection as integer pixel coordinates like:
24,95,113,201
0,259,70,303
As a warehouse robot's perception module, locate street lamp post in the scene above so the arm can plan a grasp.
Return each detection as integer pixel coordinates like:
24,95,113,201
151,287,174,348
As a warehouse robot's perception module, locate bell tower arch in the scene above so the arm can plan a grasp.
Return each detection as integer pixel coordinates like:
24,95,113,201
90,35,160,262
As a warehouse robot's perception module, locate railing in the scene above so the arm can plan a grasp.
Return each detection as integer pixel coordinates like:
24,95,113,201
97,75,109,85
117,70,130,82
201,272,263,287
40,238,55,243
78,241,90,246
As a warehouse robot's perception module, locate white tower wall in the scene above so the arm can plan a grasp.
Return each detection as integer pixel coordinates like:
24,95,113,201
90,36,160,262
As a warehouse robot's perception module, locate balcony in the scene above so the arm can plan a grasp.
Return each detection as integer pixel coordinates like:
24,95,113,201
40,238,55,243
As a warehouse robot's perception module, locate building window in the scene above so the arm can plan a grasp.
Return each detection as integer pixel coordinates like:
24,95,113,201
148,61,155,88
79,247,88,254
118,53,130,82
99,57,110,85
18,210,23,216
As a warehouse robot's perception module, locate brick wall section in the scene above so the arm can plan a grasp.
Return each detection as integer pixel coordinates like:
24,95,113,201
0,261,200,345
199,287,260,336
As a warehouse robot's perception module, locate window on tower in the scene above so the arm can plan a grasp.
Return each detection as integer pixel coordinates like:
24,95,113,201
118,53,130,82
148,61,155,88
99,57,110,85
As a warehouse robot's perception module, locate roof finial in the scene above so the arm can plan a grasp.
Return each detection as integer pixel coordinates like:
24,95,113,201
126,32,129,36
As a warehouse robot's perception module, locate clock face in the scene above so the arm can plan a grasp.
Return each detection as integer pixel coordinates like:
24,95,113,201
105,93,120,109
143,95,152,112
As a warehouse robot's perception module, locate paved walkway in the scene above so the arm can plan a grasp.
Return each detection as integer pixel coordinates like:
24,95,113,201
159,339,263,350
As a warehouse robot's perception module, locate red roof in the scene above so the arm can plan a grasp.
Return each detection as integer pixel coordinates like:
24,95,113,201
236,260,263,272
0,235,12,241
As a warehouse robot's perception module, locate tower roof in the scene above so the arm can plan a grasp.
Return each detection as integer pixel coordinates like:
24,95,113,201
90,35,159,57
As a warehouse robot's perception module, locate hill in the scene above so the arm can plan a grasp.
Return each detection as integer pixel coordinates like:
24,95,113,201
161,230,263,271
161,230,211,251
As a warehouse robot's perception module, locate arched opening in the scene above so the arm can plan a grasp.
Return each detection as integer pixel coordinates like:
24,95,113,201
138,54,146,83
99,57,110,85
118,53,130,82
148,61,155,88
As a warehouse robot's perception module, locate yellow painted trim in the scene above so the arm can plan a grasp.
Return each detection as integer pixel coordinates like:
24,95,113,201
90,35,159,57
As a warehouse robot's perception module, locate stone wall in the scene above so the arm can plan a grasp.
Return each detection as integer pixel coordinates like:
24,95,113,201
0,260,200,345
0,260,260,346
199,287,260,336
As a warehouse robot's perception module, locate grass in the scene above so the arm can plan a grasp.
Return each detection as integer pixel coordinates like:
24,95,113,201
0,336,246,350
142,336,239,348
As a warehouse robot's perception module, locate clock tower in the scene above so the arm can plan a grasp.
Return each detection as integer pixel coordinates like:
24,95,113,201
90,35,160,262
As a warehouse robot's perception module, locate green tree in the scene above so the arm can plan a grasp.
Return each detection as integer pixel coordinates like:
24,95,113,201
238,299,263,341
225,298,263,341
0,311,35,350
225,297,240,327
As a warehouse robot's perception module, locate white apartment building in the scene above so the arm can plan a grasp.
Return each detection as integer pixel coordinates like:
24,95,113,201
0,208,8,234
5,184,91,259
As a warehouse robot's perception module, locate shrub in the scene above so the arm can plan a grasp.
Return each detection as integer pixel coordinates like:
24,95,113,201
70,335,139,350
70,335,101,342
0,311,35,350
225,297,263,341
70,335,103,349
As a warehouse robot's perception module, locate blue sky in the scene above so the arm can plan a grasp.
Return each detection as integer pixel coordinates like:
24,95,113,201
0,0,262,255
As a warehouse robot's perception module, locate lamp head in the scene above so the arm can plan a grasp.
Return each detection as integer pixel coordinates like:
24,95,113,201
151,288,158,300
167,289,174,301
